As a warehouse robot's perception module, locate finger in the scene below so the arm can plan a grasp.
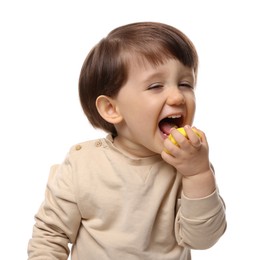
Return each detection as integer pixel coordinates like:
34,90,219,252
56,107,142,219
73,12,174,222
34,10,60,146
184,126,202,148
163,137,181,156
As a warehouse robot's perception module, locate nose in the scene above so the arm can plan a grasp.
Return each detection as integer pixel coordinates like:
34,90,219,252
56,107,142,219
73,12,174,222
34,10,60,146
166,87,185,106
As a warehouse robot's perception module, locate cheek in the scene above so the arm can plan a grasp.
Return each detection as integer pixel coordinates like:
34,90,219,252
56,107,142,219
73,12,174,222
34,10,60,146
186,94,196,118
190,101,196,114
187,92,196,108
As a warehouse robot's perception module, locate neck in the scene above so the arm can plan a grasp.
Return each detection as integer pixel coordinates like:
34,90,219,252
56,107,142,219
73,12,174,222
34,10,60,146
113,135,157,159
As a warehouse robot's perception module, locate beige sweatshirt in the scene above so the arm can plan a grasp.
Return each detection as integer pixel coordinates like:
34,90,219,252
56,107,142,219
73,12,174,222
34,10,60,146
28,135,226,260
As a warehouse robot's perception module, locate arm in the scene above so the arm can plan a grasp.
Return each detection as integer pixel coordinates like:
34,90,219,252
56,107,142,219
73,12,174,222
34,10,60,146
28,160,81,260
175,189,226,249
161,125,226,248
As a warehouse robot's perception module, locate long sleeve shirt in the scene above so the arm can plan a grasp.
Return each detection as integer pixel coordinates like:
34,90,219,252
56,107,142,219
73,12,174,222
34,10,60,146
28,135,226,260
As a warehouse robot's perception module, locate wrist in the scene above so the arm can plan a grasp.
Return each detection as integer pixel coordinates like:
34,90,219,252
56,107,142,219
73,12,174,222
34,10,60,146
182,169,216,199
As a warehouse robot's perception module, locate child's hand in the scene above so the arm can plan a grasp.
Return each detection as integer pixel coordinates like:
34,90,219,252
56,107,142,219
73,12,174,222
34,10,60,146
161,125,210,177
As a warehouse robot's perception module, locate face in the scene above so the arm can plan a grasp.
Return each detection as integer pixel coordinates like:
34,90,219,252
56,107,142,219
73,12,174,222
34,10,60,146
113,58,196,157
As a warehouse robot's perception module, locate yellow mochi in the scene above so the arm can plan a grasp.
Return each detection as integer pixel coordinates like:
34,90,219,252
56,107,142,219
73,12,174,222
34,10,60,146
168,127,201,146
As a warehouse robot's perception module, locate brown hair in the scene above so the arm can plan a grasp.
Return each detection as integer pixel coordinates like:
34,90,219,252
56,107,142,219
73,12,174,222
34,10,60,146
79,22,198,136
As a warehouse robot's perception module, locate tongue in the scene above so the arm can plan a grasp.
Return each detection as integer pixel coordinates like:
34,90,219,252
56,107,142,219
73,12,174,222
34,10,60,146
159,121,176,135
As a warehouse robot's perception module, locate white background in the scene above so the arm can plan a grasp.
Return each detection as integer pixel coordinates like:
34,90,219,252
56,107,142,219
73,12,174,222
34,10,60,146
1,0,257,259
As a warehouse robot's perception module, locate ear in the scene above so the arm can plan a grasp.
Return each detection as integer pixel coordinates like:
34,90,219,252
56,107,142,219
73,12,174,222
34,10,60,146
96,95,123,124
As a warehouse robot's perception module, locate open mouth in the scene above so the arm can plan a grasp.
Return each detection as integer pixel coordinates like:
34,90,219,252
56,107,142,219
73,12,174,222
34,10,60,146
159,115,184,136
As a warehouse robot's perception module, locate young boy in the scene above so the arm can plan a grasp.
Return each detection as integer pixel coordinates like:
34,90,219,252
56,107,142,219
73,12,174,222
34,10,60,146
28,22,226,259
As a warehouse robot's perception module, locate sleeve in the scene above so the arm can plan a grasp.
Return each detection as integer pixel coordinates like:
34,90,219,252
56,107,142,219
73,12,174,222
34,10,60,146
27,158,81,260
175,188,227,249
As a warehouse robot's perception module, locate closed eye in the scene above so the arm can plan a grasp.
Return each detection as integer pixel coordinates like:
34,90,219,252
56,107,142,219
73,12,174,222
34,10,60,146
179,82,194,89
147,83,164,90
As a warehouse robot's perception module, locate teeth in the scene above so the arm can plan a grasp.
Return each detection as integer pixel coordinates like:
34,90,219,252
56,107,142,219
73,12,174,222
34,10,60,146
167,115,181,118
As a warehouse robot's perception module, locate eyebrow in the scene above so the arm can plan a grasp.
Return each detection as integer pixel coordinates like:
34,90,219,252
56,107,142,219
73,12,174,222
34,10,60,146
141,69,195,85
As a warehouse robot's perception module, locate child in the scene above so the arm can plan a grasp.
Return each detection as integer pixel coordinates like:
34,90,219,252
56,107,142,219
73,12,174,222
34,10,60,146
28,22,226,259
